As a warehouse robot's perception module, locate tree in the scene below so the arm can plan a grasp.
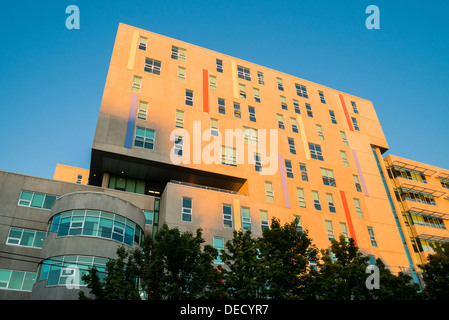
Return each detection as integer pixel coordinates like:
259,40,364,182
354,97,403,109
419,242,449,299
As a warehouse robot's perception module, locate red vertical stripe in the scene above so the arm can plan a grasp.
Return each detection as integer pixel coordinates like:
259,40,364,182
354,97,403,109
203,69,209,113
339,190,358,246
339,94,354,131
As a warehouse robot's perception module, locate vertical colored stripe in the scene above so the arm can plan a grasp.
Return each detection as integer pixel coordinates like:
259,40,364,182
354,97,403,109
351,150,369,197
339,94,354,131
277,153,291,209
202,69,209,113
124,93,139,148
231,59,239,99
297,115,311,160
233,199,242,231
127,30,139,70
339,190,357,246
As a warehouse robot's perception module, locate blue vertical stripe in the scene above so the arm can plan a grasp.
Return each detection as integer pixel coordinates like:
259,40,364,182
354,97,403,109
125,94,139,148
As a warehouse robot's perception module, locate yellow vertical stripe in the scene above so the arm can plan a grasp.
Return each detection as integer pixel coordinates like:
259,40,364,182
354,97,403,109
231,59,239,99
233,198,242,231
297,115,311,160
127,30,139,70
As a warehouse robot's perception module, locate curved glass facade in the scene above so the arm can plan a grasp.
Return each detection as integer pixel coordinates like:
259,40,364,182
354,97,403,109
47,210,143,247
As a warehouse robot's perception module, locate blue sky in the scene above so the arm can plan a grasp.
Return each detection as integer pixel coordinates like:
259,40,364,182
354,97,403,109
0,0,448,179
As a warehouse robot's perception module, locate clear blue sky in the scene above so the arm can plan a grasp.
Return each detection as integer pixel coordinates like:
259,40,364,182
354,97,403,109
0,0,448,179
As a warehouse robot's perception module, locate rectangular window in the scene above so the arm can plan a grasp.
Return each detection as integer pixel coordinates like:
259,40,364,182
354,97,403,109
218,98,226,114
144,211,154,225
221,146,237,167
299,163,308,181
277,78,284,91
340,223,349,242
171,46,186,62
175,110,185,128
326,193,336,213
185,89,193,106
18,191,56,210
137,101,148,120
144,58,161,75
134,127,155,150
257,71,264,85
440,178,449,189
222,204,233,228
182,197,192,222
210,118,219,137
0,269,37,292
239,84,247,99
340,131,349,146
316,125,324,140
329,110,337,124
318,91,326,103
284,160,294,178
248,106,256,122
353,198,363,217
340,151,349,167
216,59,223,73
296,188,306,208
76,175,82,184
209,75,217,90
351,117,360,131
7,228,46,248
237,66,251,81
295,215,303,232
177,66,186,81
321,168,336,187
241,207,251,231
253,88,261,103
138,36,147,50
325,220,335,241
174,135,183,156
290,118,299,133
288,137,296,155
305,103,313,117
244,127,258,145
312,191,321,210
265,181,274,203
213,237,224,263
280,96,287,110
309,143,323,161
260,210,269,231
131,76,142,93
293,100,301,114
367,227,377,247
353,175,362,192
254,153,262,172
295,83,309,98
277,114,285,129
233,102,241,118
351,101,359,114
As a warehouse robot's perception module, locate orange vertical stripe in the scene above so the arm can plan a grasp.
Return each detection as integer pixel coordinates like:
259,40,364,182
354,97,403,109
339,190,357,246
339,94,354,131
203,69,209,113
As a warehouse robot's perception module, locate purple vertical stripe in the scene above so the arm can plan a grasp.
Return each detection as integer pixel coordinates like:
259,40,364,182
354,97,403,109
351,149,369,197
278,153,291,208
124,94,139,148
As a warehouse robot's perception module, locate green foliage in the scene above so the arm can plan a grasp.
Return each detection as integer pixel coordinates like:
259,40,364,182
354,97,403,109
419,242,449,299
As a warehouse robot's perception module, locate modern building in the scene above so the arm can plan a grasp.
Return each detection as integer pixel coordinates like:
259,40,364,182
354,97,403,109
2,22,445,299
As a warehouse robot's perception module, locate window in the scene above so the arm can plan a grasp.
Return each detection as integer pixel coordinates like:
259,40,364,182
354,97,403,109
171,46,186,62
280,96,288,110
391,166,427,184
293,100,301,114
137,101,148,120
144,211,154,225
182,197,192,222
222,204,233,228
277,114,285,129
138,36,147,50
253,88,261,103
285,160,294,178
305,103,313,117
353,198,363,217
174,135,183,156
353,175,362,192
131,76,142,93
329,110,337,124
399,188,436,206
296,188,306,208
340,223,349,242
0,269,37,292
340,151,349,167
340,131,349,146
440,178,449,189
309,143,323,161
241,207,251,231
7,228,46,248
295,215,303,232
277,78,284,91
326,194,336,213
265,181,274,203
248,106,256,122
257,71,264,85
216,59,223,73
351,117,360,131
318,91,326,103
321,168,336,187
254,153,262,172
367,227,377,247
244,127,258,145
290,118,299,133
221,146,237,167
177,66,186,81
316,125,324,140
351,101,359,114
233,102,241,118
325,221,335,241
312,191,321,210
239,84,247,99
144,58,161,75
185,89,193,106
299,163,308,181
295,83,308,98
175,110,185,128
213,237,224,263
76,175,82,184
134,127,155,150
260,210,269,231
18,191,56,210
209,75,217,90
288,138,296,155
237,65,251,81
210,118,219,137
218,98,226,114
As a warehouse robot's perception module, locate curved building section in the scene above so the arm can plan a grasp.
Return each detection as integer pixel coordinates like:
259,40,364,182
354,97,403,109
31,192,145,300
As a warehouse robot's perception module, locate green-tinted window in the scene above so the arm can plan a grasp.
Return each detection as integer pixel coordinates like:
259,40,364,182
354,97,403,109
8,271,25,290
30,193,45,208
